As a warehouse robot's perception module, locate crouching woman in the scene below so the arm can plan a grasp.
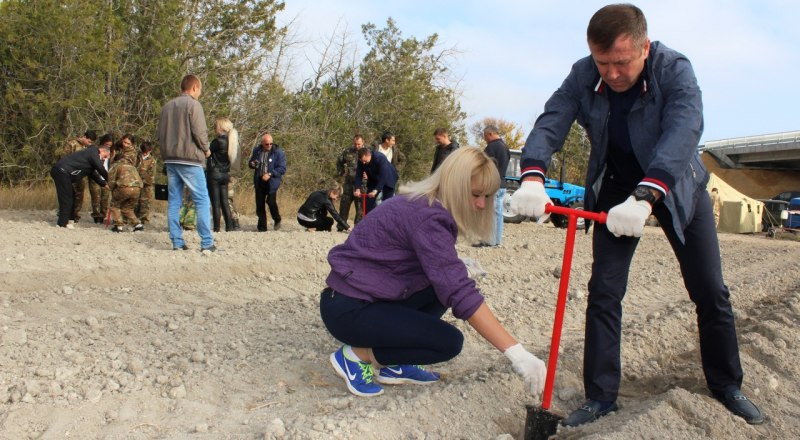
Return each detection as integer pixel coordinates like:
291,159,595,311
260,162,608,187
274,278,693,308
297,181,350,232
320,147,546,397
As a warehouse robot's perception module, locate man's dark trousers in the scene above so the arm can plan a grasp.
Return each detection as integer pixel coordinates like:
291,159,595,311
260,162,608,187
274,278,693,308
584,180,743,402
255,181,281,231
51,166,75,227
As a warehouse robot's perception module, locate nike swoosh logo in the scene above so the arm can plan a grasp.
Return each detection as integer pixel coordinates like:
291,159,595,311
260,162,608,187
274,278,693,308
386,367,403,375
344,357,357,380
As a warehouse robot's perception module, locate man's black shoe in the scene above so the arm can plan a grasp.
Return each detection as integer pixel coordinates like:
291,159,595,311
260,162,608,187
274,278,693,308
93,217,103,224
201,245,217,253
273,221,282,231
719,389,764,425
562,399,618,427
173,245,189,251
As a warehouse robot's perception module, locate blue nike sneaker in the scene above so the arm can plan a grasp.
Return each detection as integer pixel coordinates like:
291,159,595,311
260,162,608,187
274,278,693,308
376,364,441,385
329,346,384,397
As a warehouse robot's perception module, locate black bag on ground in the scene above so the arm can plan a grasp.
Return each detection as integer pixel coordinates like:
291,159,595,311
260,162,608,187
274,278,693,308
154,183,168,201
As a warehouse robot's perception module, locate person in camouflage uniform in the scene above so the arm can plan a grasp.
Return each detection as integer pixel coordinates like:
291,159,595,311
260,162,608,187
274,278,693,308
135,141,156,224
179,187,197,230
55,130,97,223
90,133,114,223
107,143,144,232
335,134,366,230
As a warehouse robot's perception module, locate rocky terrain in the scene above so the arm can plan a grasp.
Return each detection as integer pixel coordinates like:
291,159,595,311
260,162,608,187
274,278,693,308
1,209,798,439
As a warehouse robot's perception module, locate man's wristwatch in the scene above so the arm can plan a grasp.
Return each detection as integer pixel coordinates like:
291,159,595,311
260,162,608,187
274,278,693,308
632,185,658,207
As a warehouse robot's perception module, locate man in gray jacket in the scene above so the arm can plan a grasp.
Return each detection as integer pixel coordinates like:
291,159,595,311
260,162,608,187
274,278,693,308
511,4,762,427
158,74,215,251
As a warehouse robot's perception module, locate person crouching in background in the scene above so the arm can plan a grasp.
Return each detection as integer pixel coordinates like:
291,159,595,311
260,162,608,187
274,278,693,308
297,181,350,232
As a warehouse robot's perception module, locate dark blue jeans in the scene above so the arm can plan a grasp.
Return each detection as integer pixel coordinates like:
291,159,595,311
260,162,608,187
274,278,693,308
584,181,743,401
319,286,463,366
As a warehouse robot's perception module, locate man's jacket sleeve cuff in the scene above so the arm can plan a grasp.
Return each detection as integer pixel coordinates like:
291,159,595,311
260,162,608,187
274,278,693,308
639,168,674,196
519,159,548,180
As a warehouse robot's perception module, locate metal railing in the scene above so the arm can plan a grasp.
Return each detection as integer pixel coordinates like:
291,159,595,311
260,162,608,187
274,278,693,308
700,130,800,151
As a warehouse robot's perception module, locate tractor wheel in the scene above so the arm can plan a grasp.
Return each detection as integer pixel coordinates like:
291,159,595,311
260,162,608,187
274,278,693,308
502,190,526,223
550,203,586,229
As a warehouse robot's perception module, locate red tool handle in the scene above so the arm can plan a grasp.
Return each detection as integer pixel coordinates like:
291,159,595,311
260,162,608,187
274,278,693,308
540,205,606,410
361,193,368,217
545,204,607,224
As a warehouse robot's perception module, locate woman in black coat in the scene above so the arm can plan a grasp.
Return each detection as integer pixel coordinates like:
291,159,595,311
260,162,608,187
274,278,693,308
207,117,239,232
297,181,350,232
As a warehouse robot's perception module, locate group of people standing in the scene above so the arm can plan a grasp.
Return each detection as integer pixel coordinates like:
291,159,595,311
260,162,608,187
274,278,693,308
51,130,155,231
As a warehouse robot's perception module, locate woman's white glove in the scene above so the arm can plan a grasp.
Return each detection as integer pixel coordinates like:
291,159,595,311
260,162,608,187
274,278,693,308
504,343,546,396
460,257,488,279
510,180,552,222
606,196,652,237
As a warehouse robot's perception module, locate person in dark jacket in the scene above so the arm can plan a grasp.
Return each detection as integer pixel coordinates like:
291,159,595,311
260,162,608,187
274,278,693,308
297,182,350,232
430,127,460,174
248,133,287,231
320,147,546,397
51,144,112,228
206,117,239,232
482,125,510,246
511,4,763,427
354,148,398,214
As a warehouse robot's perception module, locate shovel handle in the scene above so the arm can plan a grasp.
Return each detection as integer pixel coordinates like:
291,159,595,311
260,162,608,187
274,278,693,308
361,193,368,217
545,204,607,224
539,206,606,410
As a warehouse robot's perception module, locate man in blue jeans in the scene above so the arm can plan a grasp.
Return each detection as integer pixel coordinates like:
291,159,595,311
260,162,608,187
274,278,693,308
482,125,510,247
157,74,215,252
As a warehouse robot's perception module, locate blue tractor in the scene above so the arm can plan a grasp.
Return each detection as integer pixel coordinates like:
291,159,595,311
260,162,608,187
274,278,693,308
502,149,586,228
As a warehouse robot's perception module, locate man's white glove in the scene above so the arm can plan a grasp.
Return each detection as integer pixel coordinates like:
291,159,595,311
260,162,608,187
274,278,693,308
510,180,552,222
504,343,546,396
606,196,652,237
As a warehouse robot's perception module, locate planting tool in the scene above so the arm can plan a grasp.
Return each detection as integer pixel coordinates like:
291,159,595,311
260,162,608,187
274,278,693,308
525,204,607,440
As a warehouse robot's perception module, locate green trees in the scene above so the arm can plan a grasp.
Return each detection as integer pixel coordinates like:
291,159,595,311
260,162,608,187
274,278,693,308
356,19,465,180
0,4,464,193
0,0,285,185
279,18,466,191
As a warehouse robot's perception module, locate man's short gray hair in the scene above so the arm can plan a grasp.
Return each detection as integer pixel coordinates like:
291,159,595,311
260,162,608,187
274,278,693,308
483,125,500,135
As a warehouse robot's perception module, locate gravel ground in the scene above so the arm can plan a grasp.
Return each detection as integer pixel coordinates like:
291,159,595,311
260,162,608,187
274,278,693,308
0,209,798,439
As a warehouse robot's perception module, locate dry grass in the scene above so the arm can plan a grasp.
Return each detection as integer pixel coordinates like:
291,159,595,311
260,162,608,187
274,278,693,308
0,181,305,217
0,183,58,210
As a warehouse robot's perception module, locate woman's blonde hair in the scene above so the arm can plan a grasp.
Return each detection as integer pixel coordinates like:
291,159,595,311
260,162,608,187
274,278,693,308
215,117,239,165
325,180,343,198
399,147,500,242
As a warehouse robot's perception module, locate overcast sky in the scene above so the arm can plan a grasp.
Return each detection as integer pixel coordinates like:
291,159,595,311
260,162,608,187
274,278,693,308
278,0,800,144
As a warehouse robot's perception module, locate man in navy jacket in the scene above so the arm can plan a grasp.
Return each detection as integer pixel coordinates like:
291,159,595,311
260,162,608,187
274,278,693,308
511,4,763,428
248,133,287,231
354,148,398,214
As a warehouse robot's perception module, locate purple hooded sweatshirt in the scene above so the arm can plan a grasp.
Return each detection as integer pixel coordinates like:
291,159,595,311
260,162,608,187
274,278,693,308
325,195,485,320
